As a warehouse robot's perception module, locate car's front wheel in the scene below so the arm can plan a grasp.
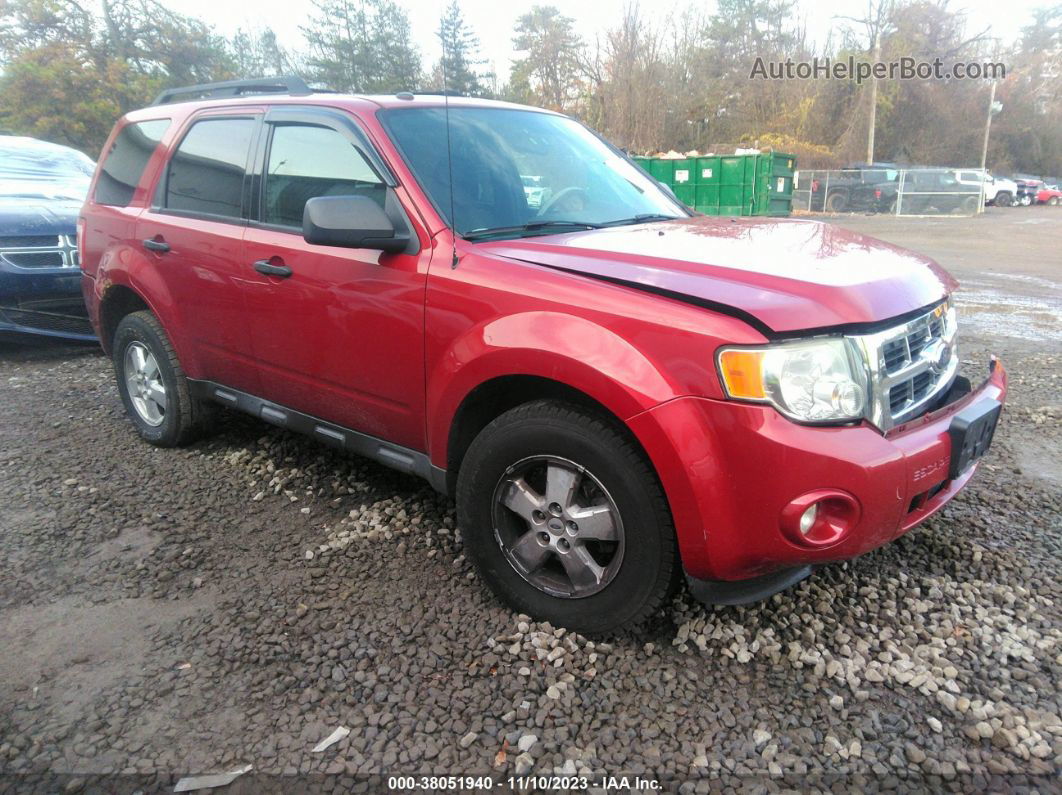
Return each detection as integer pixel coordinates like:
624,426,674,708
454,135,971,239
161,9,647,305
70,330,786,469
824,190,848,212
113,310,212,446
457,400,678,634
993,191,1013,207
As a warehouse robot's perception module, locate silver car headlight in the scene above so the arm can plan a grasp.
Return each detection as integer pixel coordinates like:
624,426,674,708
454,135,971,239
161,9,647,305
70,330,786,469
717,338,867,423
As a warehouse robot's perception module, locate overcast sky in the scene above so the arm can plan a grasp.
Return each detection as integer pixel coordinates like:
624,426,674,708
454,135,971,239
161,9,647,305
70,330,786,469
165,0,1044,79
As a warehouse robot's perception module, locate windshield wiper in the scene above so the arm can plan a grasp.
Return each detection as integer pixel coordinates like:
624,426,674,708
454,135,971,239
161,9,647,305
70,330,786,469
463,220,606,241
601,213,680,227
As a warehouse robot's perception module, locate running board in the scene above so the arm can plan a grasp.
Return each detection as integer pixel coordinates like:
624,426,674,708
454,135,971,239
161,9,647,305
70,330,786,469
188,380,448,493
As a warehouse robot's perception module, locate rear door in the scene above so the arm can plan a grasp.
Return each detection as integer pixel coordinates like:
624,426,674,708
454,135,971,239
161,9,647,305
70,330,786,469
240,107,429,450
135,112,261,392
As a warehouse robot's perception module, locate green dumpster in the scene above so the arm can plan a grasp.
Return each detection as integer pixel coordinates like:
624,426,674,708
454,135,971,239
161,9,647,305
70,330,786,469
632,151,796,217
764,152,795,216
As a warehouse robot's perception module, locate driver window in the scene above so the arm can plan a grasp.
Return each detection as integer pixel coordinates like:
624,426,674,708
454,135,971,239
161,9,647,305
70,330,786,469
264,124,384,228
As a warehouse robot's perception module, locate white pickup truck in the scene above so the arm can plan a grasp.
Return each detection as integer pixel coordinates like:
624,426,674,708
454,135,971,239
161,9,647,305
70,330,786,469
953,169,1018,207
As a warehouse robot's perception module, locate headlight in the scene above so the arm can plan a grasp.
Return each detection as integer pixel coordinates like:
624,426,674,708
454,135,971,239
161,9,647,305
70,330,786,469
717,338,867,423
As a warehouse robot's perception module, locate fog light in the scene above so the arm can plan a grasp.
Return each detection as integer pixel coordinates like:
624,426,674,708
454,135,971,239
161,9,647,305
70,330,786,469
799,504,818,535
780,489,861,549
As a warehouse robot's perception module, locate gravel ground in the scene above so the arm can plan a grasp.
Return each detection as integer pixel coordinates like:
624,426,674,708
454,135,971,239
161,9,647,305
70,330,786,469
1,234,1060,792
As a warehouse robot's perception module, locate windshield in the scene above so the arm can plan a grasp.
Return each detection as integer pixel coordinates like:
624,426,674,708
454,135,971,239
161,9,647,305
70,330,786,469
381,107,685,239
0,137,95,200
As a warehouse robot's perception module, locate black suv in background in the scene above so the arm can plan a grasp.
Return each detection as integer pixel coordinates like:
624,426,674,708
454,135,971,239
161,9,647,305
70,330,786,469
899,170,981,214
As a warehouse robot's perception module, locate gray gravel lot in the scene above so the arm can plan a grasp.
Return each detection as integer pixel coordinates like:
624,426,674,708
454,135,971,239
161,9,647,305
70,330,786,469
1,210,1060,793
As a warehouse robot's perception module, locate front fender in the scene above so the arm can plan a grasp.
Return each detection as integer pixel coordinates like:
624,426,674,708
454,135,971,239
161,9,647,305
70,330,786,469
426,311,680,468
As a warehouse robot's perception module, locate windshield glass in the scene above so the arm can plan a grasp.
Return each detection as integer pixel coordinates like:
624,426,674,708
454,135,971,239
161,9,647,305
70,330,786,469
0,137,95,200
381,107,685,238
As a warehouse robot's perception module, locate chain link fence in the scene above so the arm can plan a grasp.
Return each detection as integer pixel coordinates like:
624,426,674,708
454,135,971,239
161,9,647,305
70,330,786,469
794,167,989,216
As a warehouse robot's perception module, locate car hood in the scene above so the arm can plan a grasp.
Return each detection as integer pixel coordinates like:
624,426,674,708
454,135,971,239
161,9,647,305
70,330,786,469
0,196,81,237
477,216,957,334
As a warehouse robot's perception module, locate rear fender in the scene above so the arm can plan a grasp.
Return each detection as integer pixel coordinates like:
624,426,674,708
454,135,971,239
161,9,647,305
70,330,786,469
95,247,199,373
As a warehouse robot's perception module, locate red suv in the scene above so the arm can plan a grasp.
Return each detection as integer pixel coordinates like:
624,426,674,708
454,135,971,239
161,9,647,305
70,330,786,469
80,78,1007,632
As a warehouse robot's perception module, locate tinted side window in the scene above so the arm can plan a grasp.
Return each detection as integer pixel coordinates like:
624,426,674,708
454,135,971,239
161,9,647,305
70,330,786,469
165,118,255,218
94,119,170,206
263,124,384,227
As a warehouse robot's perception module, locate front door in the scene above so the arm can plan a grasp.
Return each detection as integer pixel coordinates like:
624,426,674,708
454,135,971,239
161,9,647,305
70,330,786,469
135,113,260,393
240,109,429,450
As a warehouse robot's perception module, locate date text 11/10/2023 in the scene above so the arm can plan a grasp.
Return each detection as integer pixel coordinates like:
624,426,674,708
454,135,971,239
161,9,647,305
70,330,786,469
386,775,662,791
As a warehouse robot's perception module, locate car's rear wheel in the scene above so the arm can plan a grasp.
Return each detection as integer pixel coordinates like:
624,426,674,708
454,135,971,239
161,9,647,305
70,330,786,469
1048,197,1059,206
456,400,678,634
113,311,212,446
961,195,979,214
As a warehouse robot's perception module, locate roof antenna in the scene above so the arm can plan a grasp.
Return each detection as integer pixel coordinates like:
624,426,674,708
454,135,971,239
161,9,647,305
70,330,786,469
441,54,459,269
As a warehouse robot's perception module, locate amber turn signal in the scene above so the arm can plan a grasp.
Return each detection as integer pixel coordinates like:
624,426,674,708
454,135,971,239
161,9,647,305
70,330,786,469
717,349,766,399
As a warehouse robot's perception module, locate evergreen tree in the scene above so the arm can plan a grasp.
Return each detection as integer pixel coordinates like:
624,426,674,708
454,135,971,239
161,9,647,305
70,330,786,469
300,0,420,93
508,5,583,111
435,0,487,97
230,28,293,79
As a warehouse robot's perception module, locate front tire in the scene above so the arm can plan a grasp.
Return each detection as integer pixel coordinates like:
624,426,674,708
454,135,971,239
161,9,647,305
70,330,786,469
824,190,848,212
112,311,212,446
457,400,678,633
993,191,1012,207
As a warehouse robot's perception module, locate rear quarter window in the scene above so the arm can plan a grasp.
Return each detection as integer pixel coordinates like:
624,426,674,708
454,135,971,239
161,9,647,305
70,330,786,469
94,119,171,207
164,117,256,219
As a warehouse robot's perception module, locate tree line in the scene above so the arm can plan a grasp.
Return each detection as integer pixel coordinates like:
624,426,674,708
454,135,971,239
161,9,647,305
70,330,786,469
0,0,1059,176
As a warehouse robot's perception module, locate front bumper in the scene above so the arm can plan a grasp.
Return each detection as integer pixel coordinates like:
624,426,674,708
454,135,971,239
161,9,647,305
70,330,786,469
0,261,94,341
629,358,1007,594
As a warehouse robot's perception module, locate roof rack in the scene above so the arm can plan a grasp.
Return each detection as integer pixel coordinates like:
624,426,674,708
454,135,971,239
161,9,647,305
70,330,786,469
151,76,314,106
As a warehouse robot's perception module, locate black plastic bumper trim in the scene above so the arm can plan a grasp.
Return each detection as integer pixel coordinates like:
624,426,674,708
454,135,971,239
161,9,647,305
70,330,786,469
686,565,815,606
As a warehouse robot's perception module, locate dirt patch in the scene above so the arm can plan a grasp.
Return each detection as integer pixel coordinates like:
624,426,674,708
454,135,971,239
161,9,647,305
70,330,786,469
0,593,210,723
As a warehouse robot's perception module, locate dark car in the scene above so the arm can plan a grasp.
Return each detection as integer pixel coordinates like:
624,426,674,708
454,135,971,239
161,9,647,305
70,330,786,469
0,135,96,341
898,169,981,214
1015,179,1042,207
809,166,899,213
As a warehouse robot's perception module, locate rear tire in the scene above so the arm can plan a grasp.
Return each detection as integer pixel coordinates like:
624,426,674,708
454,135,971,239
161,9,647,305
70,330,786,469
112,311,213,447
1049,197,1059,206
456,400,678,634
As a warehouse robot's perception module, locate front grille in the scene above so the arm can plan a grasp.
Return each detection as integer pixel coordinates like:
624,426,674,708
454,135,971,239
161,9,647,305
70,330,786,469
3,251,64,268
0,235,60,248
0,233,78,270
879,311,948,374
852,301,957,431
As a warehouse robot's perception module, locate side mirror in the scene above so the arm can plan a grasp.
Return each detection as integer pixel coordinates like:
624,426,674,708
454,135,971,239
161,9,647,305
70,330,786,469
303,195,408,253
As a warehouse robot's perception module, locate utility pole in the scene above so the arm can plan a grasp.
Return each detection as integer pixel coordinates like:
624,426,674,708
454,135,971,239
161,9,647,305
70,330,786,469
866,32,880,164
980,79,998,171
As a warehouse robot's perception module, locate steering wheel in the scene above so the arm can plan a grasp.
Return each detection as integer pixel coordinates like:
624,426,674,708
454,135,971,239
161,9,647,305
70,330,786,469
536,186,589,218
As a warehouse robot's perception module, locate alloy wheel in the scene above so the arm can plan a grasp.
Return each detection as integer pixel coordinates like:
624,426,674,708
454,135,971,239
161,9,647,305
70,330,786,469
123,341,167,426
491,455,624,598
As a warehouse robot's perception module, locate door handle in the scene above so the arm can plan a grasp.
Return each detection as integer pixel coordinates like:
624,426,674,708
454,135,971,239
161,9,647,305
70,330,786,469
142,238,170,253
252,259,293,278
